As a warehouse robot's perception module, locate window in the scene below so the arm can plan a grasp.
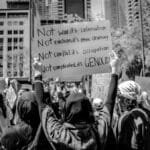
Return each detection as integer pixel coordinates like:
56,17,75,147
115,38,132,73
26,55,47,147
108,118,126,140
8,38,12,43
0,39,3,43
0,46,3,51
19,46,23,50
7,21,12,26
0,13,6,18
14,38,18,43
19,30,24,34
19,38,23,42
13,21,18,26
14,30,18,34
8,46,12,51
8,30,12,34
19,21,24,25
0,31,3,35
0,22,4,26
7,63,12,68
13,46,18,50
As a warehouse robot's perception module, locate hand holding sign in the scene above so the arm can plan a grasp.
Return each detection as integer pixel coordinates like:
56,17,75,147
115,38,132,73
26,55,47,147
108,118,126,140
110,51,120,75
33,57,43,77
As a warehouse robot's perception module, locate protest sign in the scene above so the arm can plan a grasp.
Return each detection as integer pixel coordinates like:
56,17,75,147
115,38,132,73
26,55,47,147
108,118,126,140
91,73,111,102
135,76,150,96
33,21,112,80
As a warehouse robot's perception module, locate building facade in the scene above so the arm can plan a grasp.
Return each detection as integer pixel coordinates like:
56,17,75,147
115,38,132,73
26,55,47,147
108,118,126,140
105,0,127,28
91,0,105,20
0,0,30,78
36,0,91,25
37,0,64,20
126,0,140,28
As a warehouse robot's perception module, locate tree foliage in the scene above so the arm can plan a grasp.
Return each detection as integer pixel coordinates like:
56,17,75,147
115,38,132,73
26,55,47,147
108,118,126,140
111,0,150,80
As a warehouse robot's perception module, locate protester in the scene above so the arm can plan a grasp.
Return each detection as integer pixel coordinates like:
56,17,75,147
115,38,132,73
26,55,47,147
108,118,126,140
0,91,40,150
115,80,150,150
0,93,11,137
32,51,120,150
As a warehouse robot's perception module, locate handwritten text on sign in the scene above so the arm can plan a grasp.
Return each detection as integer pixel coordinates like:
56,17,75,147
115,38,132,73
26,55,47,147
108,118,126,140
91,73,111,102
35,21,112,78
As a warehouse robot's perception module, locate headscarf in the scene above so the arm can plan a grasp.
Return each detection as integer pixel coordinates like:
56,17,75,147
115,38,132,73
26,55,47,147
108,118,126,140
64,93,94,125
17,91,40,128
118,80,141,100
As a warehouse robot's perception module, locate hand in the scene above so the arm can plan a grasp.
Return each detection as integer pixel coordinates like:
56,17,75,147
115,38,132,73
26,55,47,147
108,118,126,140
110,51,120,75
33,57,43,77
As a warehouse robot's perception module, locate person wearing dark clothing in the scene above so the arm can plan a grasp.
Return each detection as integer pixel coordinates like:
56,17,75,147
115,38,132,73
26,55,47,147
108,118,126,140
32,52,120,150
115,81,150,150
0,91,40,150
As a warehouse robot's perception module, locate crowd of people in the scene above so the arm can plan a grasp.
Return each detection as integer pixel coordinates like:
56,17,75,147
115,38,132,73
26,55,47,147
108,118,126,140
0,52,149,150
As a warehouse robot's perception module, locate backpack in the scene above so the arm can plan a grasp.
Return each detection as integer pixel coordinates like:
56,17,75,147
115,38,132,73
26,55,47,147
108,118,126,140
116,108,150,150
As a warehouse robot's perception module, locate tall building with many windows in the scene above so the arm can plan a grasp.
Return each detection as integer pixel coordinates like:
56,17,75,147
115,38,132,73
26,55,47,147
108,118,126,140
105,0,127,28
36,0,64,20
91,0,105,20
0,0,30,78
36,0,91,25
65,0,91,20
126,0,140,28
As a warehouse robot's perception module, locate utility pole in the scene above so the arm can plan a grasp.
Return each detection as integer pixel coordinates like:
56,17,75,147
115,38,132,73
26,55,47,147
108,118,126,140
29,0,32,81
139,0,145,76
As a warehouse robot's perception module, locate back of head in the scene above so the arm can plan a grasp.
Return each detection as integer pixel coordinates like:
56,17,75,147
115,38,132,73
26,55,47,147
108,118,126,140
117,80,142,112
17,91,40,128
64,93,94,124
92,98,103,110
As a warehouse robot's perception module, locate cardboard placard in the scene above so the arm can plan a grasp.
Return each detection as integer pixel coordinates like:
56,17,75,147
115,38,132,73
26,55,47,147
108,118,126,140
91,73,111,101
33,21,112,80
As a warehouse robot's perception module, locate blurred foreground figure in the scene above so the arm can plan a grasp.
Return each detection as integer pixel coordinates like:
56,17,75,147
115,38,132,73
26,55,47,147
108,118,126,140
0,91,40,150
115,81,150,150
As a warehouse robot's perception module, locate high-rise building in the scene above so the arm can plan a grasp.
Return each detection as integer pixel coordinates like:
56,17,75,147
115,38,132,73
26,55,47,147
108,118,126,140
36,0,64,20
126,0,140,28
7,0,29,9
91,0,105,20
64,0,91,20
0,0,30,78
36,0,91,25
105,0,127,28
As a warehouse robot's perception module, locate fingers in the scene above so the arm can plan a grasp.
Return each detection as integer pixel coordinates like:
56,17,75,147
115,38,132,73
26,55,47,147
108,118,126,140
110,50,118,59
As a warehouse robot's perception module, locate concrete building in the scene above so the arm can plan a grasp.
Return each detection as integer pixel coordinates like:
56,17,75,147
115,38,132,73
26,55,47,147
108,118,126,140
105,0,127,28
36,0,64,20
64,0,91,20
0,0,30,78
36,0,91,25
126,0,140,28
91,0,105,20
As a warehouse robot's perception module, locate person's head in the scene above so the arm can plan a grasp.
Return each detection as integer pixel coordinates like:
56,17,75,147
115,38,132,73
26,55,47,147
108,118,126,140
62,93,94,125
17,91,40,128
92,98,103,111
117,80,141,113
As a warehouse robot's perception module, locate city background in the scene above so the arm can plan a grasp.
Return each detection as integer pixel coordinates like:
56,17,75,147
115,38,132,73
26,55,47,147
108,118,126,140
0,0,149,81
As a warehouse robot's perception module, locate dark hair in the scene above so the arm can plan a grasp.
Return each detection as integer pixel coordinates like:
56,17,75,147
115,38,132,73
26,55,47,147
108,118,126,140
17,91,40,128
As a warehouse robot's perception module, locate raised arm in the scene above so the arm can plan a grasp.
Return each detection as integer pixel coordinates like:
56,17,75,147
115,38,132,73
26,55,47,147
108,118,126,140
104,52,120,122
33,58,45,116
